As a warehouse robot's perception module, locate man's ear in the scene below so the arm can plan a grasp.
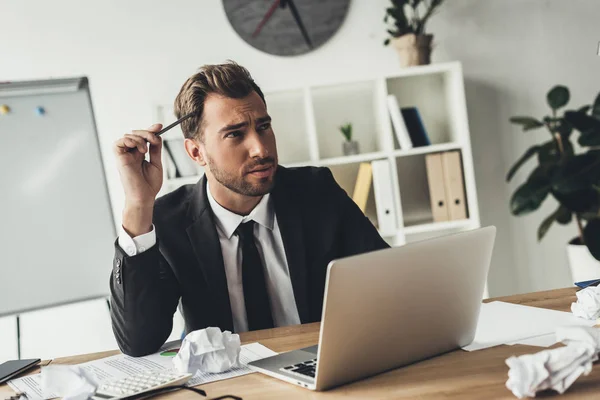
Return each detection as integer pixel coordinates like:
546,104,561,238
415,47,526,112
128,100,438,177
184,138,207,167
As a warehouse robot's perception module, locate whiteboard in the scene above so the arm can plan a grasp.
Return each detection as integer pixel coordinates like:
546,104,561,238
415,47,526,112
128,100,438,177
0,78,116,316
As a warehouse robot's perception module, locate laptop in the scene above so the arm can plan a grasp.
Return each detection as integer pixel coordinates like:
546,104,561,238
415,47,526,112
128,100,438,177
248,226,496,391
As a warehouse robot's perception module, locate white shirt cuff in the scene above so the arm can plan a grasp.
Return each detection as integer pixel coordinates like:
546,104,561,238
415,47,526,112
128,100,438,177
118,225,157,256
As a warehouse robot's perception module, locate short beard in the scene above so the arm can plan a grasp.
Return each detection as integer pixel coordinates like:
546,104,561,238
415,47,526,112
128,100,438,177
206,155,276,197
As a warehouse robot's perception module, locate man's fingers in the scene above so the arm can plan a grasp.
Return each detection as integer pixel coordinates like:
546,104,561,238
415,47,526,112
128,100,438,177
124,135,147,153
127,129,161,145
148,136,163,168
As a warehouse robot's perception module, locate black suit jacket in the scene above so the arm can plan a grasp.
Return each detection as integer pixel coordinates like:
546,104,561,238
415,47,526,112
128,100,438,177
110,166,389,356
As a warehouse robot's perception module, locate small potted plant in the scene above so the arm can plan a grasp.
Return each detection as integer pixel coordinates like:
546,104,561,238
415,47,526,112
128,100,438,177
507,85,600,282
340,123,359,156
383,0,445,67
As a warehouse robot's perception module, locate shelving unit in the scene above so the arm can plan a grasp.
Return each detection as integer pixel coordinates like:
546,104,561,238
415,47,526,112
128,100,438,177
155,61,481,248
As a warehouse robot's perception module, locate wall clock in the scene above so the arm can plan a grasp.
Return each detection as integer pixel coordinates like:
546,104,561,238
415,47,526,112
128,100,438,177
223,0,351,57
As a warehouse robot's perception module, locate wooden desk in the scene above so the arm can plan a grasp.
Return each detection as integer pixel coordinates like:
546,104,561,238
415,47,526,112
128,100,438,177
2,287,600,399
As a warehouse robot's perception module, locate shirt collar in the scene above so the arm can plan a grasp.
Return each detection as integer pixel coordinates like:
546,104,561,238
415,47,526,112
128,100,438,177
206,181,274,239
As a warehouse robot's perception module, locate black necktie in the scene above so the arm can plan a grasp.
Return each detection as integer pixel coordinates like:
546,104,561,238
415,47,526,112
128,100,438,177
236,220,274,330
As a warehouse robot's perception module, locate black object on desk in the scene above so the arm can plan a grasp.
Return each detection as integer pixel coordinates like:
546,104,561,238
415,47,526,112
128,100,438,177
0,359,41,384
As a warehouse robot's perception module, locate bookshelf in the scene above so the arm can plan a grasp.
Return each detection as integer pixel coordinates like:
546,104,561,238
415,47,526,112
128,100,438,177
155,61,481,248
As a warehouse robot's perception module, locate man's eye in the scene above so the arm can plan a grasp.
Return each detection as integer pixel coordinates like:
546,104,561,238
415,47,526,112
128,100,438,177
225,131,242,139
258,123,271,131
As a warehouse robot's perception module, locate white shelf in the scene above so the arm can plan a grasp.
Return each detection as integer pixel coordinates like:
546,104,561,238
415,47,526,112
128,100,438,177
392,142,462,158
154,61,481,247
403,219,474,235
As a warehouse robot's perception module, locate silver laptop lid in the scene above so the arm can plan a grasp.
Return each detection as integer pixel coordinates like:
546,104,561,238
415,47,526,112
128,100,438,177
314,226,496,390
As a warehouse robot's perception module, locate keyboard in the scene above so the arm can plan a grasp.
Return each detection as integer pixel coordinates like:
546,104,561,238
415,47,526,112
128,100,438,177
93,370,192,399
280,358,317,379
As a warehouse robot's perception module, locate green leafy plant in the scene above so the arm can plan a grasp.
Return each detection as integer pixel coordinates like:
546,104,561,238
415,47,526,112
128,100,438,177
507,85,600,260
339,123,353,142
383,0,445,46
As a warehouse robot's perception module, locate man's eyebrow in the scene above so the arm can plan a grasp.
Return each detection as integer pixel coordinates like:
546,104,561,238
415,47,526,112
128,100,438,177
256,116,272,124
217,116,272,134
218,121,248,134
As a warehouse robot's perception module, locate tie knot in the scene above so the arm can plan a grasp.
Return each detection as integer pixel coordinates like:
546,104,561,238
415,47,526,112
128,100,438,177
237,220,255,241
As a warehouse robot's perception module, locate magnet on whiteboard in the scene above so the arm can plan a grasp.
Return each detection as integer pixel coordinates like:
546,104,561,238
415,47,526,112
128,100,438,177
0,104,10,115
35,106,45,115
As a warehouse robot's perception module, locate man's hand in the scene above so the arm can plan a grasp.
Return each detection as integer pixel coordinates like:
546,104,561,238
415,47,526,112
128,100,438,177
113,124,163,236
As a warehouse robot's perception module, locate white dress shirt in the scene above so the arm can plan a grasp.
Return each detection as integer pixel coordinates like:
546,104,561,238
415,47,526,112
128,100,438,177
118,183,301,332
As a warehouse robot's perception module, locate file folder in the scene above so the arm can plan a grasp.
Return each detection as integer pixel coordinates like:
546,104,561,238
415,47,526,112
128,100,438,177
352,162,373,213
371,160,397,236
441,151,468,220
425,153,450,222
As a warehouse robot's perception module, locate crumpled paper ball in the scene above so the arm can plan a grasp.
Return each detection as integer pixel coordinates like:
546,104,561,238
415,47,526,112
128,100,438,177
173,327,241,374
571,285,600,320
41,365,98,400
505,326,600,398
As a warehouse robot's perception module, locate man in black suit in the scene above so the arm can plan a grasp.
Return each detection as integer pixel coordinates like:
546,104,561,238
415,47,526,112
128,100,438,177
111,61,389,357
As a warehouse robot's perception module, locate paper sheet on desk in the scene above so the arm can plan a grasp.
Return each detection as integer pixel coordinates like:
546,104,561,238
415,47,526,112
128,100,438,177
8,342,276,400
462,301,597,351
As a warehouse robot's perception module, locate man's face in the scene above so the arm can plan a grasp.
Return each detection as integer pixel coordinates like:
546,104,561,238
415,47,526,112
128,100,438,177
197,91,278,197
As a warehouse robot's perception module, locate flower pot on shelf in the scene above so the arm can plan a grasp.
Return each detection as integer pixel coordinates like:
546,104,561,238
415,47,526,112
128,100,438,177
391,33,433,68
343,140,359,156
566,239,600,283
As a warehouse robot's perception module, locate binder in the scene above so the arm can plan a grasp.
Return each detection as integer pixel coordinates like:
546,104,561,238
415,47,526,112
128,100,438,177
371,160,397,236
425,153,450,222
386,94,413,150
441,151,468,220
352,162,373,212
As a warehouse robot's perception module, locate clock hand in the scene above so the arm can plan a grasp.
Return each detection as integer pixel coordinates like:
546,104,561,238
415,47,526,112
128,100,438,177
286,0,313,49
252,0,281,38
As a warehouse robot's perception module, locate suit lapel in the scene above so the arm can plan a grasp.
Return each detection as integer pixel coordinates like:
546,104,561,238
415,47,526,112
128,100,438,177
186,176,234,332
273,168,310,323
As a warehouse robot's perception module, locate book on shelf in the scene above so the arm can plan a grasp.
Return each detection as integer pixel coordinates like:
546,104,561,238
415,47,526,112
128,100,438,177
424,151,468,223
386,95,431,149
352,162,373,212
401,107,431,148
386,94,412,150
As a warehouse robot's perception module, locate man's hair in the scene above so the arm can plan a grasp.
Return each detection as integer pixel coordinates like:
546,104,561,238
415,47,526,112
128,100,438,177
174,61,266,141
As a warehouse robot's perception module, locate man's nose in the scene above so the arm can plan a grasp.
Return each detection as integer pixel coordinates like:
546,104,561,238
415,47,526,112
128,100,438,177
247,131,269,158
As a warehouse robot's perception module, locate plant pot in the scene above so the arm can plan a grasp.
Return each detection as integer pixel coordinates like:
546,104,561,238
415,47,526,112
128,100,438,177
566,240,600,282
343,140,359,156
391,33,433,68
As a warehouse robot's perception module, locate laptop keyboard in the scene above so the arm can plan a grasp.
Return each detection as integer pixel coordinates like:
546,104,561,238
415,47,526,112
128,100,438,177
280,358,317,378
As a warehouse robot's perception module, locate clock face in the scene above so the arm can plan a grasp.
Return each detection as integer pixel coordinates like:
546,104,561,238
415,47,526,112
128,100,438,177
223,0,351,56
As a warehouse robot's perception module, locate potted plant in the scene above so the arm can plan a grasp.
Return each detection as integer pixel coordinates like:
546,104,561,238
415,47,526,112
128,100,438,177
507,85,600,282
383,0,444,68
340,123,359,156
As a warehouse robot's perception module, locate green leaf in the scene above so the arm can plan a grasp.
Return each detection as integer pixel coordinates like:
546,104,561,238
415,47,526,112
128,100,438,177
510,166,552,215
579,105,591,114
556,204,572,224
506,145,540,182
538,211,557,241
593,92,600,118
547,85,570,110
583,219,600,261
551,152,600,193
579,132,600,147
537,140,563,164
552,189,600,214
564,110,600,135
509,116,544,131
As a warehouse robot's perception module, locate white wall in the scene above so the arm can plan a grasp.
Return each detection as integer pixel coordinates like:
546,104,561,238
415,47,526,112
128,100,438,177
429,0,600,294
1,0,597,358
